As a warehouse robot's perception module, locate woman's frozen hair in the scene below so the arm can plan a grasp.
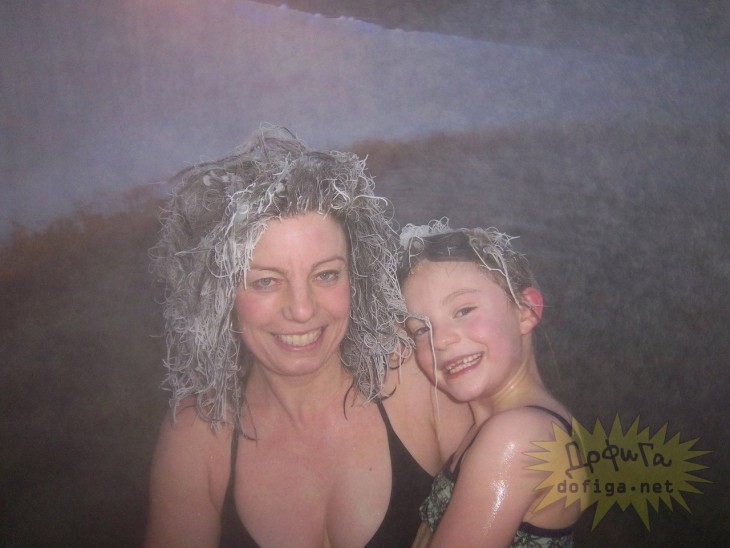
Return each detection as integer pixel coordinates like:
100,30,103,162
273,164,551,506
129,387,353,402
397,218,538,308
151,125,408,429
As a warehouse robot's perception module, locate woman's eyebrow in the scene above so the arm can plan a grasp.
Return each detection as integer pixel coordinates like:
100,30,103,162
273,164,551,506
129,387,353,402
313,255,348,268
249,255,347,273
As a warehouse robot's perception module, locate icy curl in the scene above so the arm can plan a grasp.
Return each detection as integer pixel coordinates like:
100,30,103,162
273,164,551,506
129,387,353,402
398,218,538,308
151,125,408,429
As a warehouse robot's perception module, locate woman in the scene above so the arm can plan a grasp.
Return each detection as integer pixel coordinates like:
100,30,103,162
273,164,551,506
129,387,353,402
144,127,471,547
398,220,584,547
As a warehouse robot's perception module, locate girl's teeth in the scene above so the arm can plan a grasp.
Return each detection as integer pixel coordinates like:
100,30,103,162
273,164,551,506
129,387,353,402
278,329,322,347
445,353,480,374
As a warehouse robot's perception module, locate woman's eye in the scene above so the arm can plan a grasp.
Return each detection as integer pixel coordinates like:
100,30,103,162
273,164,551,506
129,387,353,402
316,270,341,283
250,277,277,290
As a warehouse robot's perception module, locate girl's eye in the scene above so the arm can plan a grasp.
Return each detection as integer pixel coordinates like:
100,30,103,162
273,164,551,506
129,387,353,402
413,326,431,337
410,324,431,338
316,270,341,283
455,306,475,318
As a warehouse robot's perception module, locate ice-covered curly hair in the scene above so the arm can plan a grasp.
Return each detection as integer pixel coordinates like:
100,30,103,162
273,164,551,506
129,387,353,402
397,218,539,308
151,126,408,429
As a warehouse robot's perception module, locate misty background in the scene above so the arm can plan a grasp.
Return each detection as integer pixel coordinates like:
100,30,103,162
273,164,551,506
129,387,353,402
1,1,728,546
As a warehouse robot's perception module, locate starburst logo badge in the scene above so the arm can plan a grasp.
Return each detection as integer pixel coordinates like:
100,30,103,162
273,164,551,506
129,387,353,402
525,415,710,529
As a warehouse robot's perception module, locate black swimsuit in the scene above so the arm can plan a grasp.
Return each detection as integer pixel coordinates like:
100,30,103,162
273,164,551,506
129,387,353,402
219,401,433,547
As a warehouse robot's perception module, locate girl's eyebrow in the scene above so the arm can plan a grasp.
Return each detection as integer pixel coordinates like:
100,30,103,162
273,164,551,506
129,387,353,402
442,288,478,306
405,316,426,325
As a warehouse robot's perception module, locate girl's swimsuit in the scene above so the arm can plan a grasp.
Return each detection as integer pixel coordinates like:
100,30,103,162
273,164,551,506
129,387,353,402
419,405,576,548
220,400,433,547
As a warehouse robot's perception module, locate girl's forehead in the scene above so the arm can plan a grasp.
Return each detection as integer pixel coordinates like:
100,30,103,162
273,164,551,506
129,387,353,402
408,258,483,282
404,259,506,300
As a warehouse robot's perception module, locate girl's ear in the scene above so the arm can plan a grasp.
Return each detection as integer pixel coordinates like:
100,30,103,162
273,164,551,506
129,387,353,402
519,287,543,334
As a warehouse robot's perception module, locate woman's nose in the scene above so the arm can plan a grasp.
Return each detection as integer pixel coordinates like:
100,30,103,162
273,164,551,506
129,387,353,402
284,282,316,322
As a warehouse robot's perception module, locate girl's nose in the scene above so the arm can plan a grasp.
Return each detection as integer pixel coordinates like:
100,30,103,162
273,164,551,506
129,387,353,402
433,324,459,350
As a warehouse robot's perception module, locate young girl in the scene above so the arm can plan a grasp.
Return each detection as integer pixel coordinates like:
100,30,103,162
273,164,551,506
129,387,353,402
399,220,584,548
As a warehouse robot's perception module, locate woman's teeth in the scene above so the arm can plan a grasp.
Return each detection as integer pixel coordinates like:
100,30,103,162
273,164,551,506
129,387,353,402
277,328,322,347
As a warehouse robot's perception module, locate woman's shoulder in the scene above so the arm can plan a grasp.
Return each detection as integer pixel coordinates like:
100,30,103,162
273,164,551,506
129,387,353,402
145,401,235,547
150,401,236,501
156,400,235,450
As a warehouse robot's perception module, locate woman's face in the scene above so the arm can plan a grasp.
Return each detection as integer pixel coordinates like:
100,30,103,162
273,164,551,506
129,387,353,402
402,260,536,403
234,213,351,379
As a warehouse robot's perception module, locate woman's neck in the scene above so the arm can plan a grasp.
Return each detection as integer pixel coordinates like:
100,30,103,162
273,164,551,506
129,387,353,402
245,360,357,428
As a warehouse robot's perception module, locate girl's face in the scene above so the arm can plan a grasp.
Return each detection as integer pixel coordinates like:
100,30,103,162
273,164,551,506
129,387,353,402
234,213,351,379
402,260,539,403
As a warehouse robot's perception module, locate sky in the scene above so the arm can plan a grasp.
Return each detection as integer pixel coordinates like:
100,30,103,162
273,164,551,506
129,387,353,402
1,0,728,237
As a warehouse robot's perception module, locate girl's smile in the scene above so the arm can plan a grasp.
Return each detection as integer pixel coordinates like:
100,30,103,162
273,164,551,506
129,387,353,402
403,259,538,404
441,352,483,377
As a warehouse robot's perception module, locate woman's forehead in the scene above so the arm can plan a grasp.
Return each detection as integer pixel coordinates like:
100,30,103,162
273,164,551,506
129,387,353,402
252,213,347,257
261,212,341,234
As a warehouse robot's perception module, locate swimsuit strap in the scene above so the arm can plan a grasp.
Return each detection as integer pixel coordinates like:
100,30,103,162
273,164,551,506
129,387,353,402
451,432,479,479
375,399,394,435
451,406,571,479
220,428,261,547
525,405,572,433
519,520,575,537
367,400,434,547
225,426,240,493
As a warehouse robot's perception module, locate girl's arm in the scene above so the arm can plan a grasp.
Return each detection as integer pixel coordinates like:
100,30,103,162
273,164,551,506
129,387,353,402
429,408,562,548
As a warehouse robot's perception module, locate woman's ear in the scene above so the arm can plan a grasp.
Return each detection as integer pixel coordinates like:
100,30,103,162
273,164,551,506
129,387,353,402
519,287,543,334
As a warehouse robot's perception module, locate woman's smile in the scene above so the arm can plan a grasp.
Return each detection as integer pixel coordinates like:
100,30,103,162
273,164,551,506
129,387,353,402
235,213,352,378
275,327,325,348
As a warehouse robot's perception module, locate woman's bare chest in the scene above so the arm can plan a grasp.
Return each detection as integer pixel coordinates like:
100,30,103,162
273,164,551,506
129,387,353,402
233,407,393,546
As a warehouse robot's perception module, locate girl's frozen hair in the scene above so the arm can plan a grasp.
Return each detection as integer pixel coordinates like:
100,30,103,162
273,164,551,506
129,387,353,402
151,125,408,429
398,218,538,308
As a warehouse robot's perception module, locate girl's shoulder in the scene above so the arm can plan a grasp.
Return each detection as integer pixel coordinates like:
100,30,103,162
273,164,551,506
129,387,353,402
471,404,571,457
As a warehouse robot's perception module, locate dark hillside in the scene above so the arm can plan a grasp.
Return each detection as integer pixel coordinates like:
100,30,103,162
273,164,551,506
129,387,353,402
1,121,728,545
0,200,168,546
